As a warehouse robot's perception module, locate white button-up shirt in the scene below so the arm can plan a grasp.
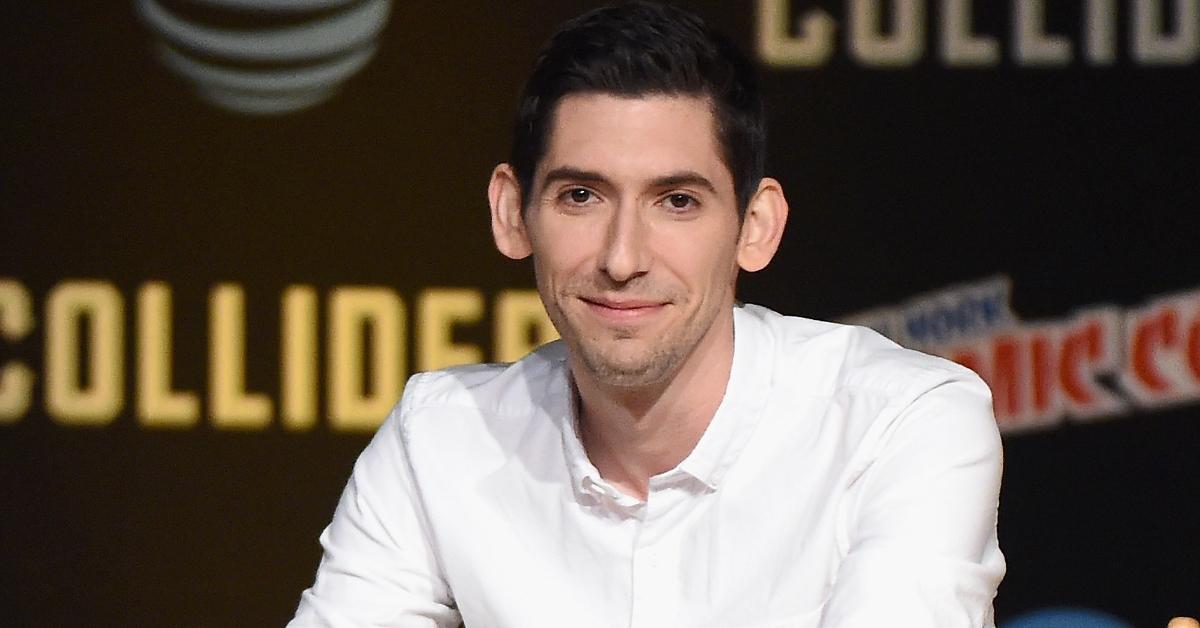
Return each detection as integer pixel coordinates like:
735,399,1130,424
290,304,1005,627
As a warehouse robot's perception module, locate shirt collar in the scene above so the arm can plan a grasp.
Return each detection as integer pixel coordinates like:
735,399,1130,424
559,379,602,495
675,304,773,490
557,305,774,495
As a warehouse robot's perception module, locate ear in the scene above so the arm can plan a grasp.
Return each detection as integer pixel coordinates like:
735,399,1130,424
489,163,532,259
736,177,789,272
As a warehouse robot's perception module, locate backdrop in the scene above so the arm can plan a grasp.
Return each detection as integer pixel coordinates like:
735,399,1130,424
2,1,1198,626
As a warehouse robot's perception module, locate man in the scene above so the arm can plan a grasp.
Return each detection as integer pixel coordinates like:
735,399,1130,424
290,2,1004,626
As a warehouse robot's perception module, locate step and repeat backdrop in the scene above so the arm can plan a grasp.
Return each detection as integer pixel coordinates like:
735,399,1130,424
2,1,1198,626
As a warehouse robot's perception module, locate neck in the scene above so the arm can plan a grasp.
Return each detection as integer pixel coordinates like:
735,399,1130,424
572,309,736,500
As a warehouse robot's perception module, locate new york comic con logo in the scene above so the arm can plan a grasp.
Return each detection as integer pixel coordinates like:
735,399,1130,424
843,276,1200,434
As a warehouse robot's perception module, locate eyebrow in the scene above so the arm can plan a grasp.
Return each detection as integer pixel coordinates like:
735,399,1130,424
540,167,609,190
539,167,718,195
648,171,718,195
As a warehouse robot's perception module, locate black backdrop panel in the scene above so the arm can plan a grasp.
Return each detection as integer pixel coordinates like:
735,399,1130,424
2,2,1197,626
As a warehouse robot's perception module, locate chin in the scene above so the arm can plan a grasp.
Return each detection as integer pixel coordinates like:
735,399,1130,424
591,365,668,389
580,346,678,388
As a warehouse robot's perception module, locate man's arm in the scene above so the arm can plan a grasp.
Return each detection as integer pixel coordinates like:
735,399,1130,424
289,379,460,628
821,374,1006,627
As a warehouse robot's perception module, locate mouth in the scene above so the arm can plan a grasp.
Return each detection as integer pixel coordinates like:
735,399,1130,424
578,295,668,323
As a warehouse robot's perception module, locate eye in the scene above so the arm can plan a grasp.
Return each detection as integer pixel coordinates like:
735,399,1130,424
566,188,594,204
662,193,698,212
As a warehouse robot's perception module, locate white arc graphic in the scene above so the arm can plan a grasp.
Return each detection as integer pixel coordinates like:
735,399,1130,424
136,0,392,114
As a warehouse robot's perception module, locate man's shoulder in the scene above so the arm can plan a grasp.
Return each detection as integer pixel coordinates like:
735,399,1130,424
395,340,570,428
374,341,572,487
743,303,986,401
744,304,998,474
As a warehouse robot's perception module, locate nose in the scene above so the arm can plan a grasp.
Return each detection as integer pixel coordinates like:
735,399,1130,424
599,203,649,283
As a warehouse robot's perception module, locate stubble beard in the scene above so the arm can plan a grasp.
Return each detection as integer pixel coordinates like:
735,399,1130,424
543,279,719,390
576,332,681,388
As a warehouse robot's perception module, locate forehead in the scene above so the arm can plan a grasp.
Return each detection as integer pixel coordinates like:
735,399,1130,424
539,93,732,189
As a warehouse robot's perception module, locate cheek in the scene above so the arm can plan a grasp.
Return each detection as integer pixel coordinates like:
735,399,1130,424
532,214,609,265
532,237,592,288
659,233,740,287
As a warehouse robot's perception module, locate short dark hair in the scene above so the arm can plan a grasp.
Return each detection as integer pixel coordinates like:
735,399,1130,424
510,1,766,215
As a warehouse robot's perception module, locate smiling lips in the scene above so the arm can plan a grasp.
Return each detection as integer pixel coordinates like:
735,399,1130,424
580,295,668,323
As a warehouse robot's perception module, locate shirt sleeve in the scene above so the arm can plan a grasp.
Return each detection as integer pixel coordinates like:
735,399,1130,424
288,376,462,628
820,373,1006,628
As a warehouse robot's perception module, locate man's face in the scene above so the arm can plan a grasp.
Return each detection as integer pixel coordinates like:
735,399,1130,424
524,93,744,388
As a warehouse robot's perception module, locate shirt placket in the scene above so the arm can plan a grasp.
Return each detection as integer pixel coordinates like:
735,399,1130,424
629,476,686,628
